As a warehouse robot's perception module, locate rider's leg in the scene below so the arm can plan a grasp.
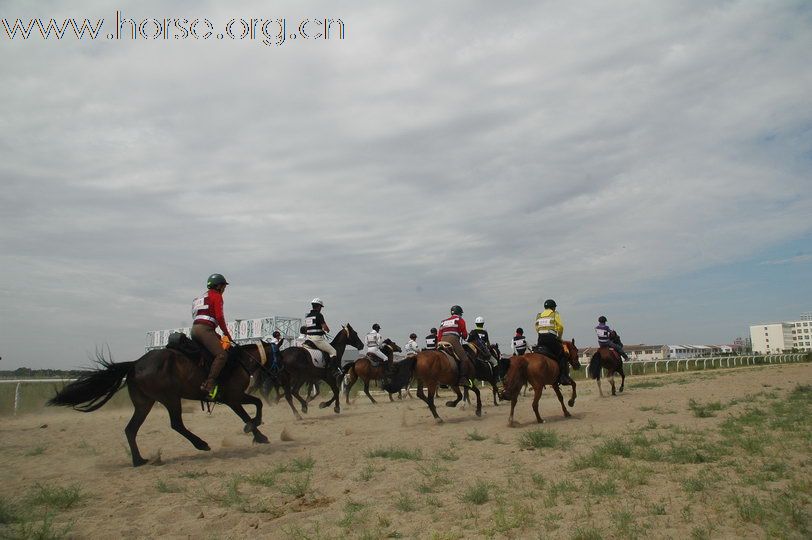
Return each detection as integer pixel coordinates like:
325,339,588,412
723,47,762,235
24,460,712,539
610,342,629,361
192,325,228,395
444,335,469,385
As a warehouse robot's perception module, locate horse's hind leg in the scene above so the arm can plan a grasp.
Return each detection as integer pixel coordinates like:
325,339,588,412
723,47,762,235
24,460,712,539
552,384,571,418
283,385,303,421
344,370,356,405
609,372,617,396
230,399,269,444
491,381,499,406
363,380,377,404
446,386,463,408
468,383,482,417
240,393,263,433
618,367,625,393
508,397,518,427
163,397,210,451
125,383,154,467
531,385,544,423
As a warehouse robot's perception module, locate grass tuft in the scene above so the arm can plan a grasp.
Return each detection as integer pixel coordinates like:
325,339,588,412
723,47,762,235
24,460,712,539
460,480,490,505
518,429,559,450
466,429,488,441
27,483,85,510
365,446,422,461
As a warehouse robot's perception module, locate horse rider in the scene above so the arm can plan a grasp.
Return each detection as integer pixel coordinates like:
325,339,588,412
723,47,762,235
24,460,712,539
469,316,497,369
268,330,284,369
365,323,388,367
596,316,629,360
425,328,438,350
294,325,308,347
304,298,341,378
534,299,572,385
191,273,234,399
512,328,528,356
405,333,420,358
437,305,470,385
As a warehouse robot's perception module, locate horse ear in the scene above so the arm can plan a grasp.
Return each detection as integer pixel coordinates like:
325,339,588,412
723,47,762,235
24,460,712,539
571,338,575,346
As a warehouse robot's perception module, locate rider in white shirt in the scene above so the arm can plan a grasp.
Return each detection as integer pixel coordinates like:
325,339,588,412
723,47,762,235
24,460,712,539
404,333,420,358
365,323,388,364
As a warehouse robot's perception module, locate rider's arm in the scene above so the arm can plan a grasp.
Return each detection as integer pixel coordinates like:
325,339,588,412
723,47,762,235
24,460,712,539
555,313,564,338
212,293,232,340
459,318,468,339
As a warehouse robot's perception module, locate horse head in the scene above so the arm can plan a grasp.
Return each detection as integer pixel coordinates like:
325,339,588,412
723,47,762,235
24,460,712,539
563,339,581,370
382,338,402,353
342,323,365,350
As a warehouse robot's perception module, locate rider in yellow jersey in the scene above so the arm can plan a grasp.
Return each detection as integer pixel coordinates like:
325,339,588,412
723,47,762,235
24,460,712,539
534,299,572,385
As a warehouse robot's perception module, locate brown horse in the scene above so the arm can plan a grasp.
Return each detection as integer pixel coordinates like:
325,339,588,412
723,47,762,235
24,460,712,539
499,340,581,427
384,347,481,422
343,339,402,404
588,347,625,396
48,342,275,467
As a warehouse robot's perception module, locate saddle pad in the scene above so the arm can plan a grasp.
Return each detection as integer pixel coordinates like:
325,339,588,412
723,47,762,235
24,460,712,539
365,353,383,368
532,345,557,359
303,346,326,368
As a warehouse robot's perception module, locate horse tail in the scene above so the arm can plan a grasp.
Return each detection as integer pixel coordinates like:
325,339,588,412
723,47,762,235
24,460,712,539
588,352,602,380
499,357,527,400
382,357,416,394
48,351,134,412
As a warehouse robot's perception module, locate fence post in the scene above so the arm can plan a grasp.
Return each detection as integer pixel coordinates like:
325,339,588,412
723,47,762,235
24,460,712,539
14,382,21,416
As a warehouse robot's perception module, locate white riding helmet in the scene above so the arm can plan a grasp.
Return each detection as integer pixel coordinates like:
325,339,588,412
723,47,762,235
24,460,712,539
475,316,485,325
311,297,324,307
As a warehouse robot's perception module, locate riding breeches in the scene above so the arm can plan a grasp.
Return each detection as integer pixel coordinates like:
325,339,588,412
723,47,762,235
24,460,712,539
306,335,337,358
440,334,468,378
367,348,388,362
191,324,228,380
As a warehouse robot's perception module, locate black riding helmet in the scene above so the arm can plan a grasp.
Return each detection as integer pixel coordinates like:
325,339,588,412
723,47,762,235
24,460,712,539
207,273,228,289
410,333,417,339
372,323,381,331
430,328,437,334
543,299,557,310
516,328,524,335
598,316,607,323
450,305,463,315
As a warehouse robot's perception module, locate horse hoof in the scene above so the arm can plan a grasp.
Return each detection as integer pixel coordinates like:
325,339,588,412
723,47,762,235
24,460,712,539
253,434,270,444
133,458,148,467
318,402,329,409
197,443,211,452
564,412,572,418
334,407,340,414
243,423,253,433
444,401,456,408
435,417,444,424
568,399,575,407
475,410,482,417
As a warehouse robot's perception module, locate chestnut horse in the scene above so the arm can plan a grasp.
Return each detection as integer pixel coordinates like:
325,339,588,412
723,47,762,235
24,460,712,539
344,339,402,404
499,340,581,426
588,347,625,396
49,342,275,467
383,347,481,422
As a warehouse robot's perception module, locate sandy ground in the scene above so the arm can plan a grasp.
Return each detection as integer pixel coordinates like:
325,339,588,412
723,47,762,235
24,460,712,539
1,362,810,539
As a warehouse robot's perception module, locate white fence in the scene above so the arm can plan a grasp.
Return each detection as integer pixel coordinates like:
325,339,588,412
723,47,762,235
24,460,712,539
0,379,75,416
620,353,808,376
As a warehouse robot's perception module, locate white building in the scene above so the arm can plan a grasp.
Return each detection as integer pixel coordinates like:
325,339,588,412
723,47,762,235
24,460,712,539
749,323,794,354
788,313,812,352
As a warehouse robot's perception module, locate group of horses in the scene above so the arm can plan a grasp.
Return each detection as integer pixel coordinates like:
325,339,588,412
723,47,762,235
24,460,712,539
48,323,626,467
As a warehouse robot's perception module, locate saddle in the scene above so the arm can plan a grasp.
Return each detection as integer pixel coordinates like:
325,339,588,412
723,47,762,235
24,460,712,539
532,344,558,359
364,353,386,368
166,332,212,366
599,346,622,362
300,343,328,368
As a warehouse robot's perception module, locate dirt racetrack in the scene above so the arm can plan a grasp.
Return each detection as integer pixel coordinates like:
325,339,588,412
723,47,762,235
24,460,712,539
1,362,810,539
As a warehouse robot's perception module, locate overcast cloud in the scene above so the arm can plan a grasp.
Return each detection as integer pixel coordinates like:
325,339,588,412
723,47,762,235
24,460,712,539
1,0,811,369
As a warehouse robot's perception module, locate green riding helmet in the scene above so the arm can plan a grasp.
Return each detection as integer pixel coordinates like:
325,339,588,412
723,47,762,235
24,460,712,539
543,299,557,310
450,305,463,316
207,273,229,289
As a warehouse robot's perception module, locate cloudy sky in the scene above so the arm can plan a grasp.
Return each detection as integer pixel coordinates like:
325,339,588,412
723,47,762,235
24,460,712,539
1,0,810,369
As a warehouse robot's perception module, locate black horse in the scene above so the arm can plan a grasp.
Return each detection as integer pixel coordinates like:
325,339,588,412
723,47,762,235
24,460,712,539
462,342,503,406
256,324,364,419
49,342,276,467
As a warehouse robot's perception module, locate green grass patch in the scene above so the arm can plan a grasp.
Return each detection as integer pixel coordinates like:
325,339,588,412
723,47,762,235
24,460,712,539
26,483,85,510
571,525,604,540
518,429,560,450
0,497,20,524
338,500,368,529
394,491,418,512
585,477,617,496
460,480,490,505
290,455,315,472
466,429,488,441
279,472,312,498
24,446,46,457
365,446,422,461
688,399,724,418
155,480,182,493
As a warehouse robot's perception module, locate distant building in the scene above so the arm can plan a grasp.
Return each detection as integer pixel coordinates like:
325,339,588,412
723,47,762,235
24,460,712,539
750,323,795,354
578,344,668,362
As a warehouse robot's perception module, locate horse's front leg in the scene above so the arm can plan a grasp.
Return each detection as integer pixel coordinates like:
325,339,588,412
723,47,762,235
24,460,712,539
240,393,263,433
508,396,517,427
618,367,625,393
609,371,617,396
552,384,571,418
228,401,269,444
446,385,463,408
467,382,482,417
567,379,577,407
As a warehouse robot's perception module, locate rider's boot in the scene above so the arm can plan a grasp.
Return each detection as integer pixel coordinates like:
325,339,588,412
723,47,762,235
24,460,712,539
201,352,228,399
558,358,573,385
330,356,343,378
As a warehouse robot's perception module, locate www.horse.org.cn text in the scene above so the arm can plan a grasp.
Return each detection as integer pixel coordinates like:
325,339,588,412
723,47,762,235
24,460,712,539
1,11,346,47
